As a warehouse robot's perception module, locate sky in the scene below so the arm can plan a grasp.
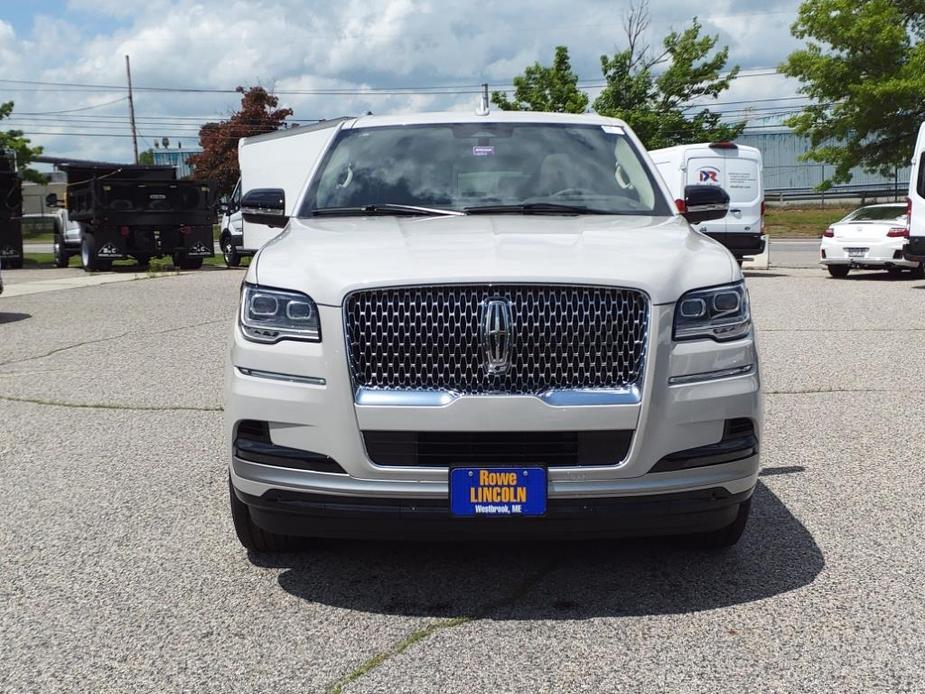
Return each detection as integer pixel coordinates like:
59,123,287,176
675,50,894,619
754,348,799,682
0,0,806,166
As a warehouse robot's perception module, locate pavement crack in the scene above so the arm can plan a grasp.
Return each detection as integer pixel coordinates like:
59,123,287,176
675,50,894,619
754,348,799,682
0,319,227,369
759,328,925,332
0,331,133,368
325,558,559,694
765,387,916,395
0,395,222,412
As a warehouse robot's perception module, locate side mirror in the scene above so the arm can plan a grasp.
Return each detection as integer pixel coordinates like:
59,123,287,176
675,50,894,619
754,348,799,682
216,201,231,215
241,188,287,228
681,185,730,225
45,193,59,208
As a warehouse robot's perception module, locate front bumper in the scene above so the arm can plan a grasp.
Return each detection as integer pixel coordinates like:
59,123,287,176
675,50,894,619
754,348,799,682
226,301,762,537
234,485,754,540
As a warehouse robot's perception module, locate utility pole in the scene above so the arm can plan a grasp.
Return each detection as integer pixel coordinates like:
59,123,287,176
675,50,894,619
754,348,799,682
125,55,139,164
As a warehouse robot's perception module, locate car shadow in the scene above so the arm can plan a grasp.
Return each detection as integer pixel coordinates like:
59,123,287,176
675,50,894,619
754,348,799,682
0,312,31,325
838,271,923,282
262,482,822,619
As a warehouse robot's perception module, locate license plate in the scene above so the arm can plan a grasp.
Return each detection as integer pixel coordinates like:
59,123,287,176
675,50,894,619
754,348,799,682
846,247,868,257
450,467,546,518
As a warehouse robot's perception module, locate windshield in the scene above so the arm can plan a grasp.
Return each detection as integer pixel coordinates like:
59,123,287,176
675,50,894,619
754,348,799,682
301,123,671,216
846,205,907,222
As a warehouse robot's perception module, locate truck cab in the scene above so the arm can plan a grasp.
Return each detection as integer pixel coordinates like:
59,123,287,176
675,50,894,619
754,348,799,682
904,122,925,261
218,180,246,267
651,142,765,261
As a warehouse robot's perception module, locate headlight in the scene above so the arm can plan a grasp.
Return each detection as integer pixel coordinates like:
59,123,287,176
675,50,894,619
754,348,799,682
239,284,321,343
673,281,751,342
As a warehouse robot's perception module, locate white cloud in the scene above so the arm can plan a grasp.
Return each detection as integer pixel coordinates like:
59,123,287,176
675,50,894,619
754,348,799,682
1,0,804,164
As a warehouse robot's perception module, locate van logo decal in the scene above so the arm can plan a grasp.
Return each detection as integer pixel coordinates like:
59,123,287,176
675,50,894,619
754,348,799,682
698,167,720,183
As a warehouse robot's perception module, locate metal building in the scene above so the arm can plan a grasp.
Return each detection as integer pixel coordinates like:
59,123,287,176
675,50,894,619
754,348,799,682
737,125,910,200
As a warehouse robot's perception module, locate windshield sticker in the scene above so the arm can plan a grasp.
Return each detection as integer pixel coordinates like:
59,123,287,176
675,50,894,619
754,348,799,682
698,167,721,184
601,125,625,135
472,145,495,156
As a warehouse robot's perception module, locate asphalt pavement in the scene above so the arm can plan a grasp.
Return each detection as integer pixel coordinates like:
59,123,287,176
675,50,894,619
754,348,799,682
1,265,923,692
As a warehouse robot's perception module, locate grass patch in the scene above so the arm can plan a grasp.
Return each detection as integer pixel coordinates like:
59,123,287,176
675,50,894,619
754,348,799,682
21,252,244,272
764,206,854,238
22,253,85,269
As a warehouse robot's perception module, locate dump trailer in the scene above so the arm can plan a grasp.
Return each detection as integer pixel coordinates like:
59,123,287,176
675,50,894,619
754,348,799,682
0,156,23,269
56,163,215,271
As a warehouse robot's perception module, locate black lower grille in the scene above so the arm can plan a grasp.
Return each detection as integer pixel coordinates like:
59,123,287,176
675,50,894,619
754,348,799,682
235,420,347,474
363,430,633,468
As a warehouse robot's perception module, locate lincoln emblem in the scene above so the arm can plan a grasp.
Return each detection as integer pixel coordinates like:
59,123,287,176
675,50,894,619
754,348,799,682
479,298,514,375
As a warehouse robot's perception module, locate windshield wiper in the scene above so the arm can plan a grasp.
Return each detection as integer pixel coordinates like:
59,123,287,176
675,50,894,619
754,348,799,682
311,203,463,217
464,202,614,215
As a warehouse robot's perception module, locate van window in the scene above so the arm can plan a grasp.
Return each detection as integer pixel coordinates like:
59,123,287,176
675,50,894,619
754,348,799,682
231,180,242,210
917,154,925,198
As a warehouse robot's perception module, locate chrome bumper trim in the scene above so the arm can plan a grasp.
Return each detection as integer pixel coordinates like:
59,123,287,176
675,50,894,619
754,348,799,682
668,364,754,385
354,385,641,407
237,367,327,386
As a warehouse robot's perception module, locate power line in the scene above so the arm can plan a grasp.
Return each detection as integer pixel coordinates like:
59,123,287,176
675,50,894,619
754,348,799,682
0,66,786,98
13,96,129,115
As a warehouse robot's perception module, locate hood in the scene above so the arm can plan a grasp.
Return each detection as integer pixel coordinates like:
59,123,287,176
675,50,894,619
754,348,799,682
249,214,738,306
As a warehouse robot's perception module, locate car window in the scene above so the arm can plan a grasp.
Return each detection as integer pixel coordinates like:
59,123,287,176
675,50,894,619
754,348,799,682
845,206,907,222
303,123,671,216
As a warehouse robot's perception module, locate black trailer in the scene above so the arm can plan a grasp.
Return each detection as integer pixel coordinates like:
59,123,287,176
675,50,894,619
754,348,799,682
57,163,216,271
0,156,23,269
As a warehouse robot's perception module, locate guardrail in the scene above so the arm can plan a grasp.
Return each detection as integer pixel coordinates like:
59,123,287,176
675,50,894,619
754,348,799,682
766,182,909,203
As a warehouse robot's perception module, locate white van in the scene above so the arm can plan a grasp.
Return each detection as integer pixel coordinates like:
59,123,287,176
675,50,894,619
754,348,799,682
904,122,925,261
235,120,347,260
651,142,765,259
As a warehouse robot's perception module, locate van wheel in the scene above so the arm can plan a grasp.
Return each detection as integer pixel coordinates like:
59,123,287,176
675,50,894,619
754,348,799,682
53,236,70,268
221,233,241,267
134,255,151,270
827,265,850,278
911,263,925,279
172,251,203,270
228,477,302,553
80,235,100,272
6,257,23,269
685,498,751,550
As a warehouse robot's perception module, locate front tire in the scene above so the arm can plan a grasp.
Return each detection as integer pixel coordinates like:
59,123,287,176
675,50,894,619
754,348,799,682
53,236,70,268
221,233,241,267
911,263,925,279
172,251,203,270
827,265,850,278
229,478,301,553
685,498,752,550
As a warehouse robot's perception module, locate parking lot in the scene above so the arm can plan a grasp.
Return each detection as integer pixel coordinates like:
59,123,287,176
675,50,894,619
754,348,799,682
1,263,924,693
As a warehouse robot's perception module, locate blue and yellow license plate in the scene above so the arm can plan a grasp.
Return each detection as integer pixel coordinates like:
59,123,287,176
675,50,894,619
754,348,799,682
449,467,547,518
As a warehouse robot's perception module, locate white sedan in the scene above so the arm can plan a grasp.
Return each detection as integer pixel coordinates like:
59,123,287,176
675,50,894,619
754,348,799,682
820,203,923,278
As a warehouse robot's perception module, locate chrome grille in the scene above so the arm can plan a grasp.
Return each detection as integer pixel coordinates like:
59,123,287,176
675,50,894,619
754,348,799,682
344,284,649,395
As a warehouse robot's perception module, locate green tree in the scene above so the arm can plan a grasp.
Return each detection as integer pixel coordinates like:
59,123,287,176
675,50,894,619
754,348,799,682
781,0,925,186
138,148,155,165
593,3,743,148
492,46,589,113
0,101,46,183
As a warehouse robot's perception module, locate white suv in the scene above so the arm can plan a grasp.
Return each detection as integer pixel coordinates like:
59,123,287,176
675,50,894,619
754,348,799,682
225,111,762,552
